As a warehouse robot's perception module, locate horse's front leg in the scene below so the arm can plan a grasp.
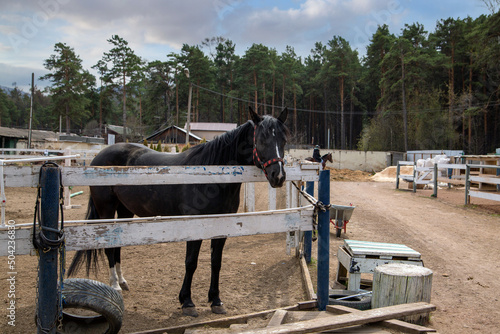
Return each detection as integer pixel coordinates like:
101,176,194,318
105,247,128,291
179,240,202,317
209,238,227,314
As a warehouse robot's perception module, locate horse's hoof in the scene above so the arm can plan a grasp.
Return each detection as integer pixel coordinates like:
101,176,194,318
211,305,227,314
119,281,129,291
182,306,198,317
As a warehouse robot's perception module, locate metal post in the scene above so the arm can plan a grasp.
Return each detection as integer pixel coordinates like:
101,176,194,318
304,181,314,263
317,170,330,311
37,166,60,334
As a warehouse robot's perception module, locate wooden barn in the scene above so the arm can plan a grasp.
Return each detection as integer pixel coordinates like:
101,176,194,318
145,125,202,145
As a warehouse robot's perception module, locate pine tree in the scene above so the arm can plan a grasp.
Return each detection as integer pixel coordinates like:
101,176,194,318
40,42,95,134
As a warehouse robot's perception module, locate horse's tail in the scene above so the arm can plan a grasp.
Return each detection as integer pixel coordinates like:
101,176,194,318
67,196,104,277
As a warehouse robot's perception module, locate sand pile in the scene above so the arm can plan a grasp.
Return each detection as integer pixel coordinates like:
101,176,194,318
370,166,414,182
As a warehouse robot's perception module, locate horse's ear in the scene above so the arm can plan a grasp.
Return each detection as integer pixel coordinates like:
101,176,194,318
277,107,288,123
249,106,262,125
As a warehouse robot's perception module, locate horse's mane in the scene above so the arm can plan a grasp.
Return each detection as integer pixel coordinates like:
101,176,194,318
182,115,289,166
182,121,253,165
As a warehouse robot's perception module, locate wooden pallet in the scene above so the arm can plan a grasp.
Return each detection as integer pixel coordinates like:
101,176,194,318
337,240,423,291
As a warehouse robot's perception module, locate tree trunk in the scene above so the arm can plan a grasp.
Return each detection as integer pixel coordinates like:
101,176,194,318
65,104,70,134
340,75,345,150
401,50,408,152
293,78,297,136
122,71,126,140
372,264,433,325
272,72,275,116
253,70,258,113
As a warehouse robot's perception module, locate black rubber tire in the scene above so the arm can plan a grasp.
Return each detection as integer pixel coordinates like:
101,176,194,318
61,278,124,334
336,227,342,238
328,289,372,310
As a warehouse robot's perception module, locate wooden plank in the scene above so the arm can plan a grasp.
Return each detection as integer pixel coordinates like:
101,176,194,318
470,175,500,185
267,310,288,327
2,165,319,188
326,305,437,334
436,177,465,185
0,207,314,256
300,256,316,300
345,240,421,259
469,190,500,202
0,227,32,256
128,302,317,334
238,302,436,334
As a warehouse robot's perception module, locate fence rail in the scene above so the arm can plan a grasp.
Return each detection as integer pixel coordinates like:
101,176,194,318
395,161,500,205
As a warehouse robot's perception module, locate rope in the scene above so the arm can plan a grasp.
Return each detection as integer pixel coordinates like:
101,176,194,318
291,181,330,213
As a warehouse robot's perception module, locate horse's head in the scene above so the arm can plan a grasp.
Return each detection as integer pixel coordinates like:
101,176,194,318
324,152,333,163
250,107,289,188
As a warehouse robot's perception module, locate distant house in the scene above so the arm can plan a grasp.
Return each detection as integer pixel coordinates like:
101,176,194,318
187,122,237,141
0,126,58,149
145,125,202,145
105,125,141,144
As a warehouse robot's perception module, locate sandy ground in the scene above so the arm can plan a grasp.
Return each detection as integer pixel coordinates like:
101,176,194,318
1,168,499,333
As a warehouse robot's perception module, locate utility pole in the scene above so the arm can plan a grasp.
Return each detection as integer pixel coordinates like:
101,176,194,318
184,68,192,146
28,73,34,149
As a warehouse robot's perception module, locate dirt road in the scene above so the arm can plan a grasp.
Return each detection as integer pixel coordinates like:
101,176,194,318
1,178,499,333
328,181,500,333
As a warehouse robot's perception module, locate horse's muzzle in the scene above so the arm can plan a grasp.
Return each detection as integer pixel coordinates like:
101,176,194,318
266,164,286,188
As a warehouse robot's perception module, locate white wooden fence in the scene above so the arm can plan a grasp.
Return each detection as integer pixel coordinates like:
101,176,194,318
0,162,320,257
395,161,500,204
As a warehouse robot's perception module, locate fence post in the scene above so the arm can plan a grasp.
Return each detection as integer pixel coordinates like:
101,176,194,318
432,163,438,198
317,170,330,311
465,165,470,205
304,181,314,263
412,162,417,193
395,162,401,189
37,165,60,334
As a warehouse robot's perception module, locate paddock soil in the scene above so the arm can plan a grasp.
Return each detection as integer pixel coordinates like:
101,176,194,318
1,169,499,333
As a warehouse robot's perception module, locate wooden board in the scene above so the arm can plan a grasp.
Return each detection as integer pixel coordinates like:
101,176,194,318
344,240,421,260
237,302,436,334
1,164,319,188
327,305,437,334
0,207,314,256
469,190,500,202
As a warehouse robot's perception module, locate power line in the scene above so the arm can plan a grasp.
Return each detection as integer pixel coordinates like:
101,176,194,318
192,82,500,118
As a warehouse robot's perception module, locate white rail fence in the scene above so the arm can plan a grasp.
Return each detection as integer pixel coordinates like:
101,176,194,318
0,162,320,257
395,161,500,204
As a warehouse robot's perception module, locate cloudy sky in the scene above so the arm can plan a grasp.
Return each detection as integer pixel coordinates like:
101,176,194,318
0,0,492,91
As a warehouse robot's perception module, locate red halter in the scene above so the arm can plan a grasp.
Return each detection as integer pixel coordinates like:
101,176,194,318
252,125,283,176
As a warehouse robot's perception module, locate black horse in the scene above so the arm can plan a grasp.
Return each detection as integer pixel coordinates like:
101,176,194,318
68,107,289,317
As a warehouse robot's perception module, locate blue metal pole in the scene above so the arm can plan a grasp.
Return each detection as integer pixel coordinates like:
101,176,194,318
317,170,330,311
37,166,60,334
304,181,314,263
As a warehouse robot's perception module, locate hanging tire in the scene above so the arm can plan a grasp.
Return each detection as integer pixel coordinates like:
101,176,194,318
60,278,124,334
328,289,372,310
